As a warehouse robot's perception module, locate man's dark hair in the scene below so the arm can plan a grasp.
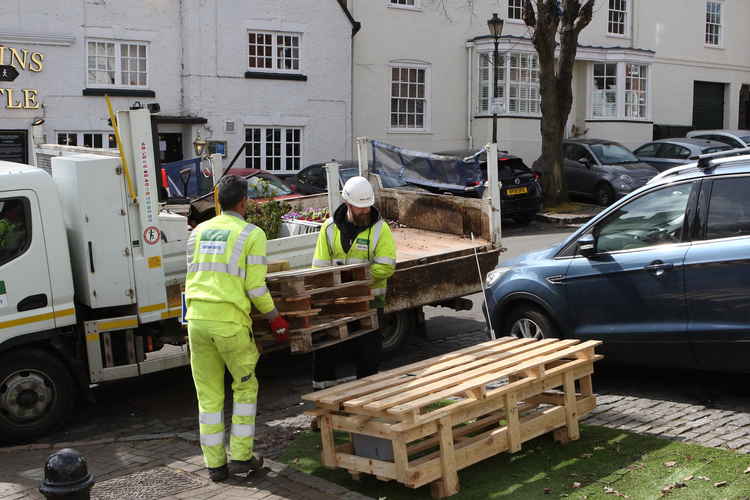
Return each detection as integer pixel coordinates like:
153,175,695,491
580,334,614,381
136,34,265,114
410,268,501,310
217,175,248,210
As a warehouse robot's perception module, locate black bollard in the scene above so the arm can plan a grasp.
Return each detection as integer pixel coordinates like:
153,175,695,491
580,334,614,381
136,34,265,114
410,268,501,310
39,448,95,500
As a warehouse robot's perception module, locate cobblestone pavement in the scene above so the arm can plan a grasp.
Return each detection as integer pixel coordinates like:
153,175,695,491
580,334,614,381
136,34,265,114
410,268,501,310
3,315,750,498
0,436,372,500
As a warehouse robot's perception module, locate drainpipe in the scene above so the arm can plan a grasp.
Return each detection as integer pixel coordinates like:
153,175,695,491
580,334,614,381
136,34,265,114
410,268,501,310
467,44,474,150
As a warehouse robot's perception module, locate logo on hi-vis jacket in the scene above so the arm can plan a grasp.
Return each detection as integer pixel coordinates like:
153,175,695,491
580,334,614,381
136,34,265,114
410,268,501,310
200,229,230,254
355,237,369,251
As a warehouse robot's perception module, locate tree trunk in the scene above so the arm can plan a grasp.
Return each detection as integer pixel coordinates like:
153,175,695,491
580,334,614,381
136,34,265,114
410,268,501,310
525,0,594,207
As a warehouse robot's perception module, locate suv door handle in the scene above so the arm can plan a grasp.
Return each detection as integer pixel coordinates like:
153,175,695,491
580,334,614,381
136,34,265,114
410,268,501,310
644,261,674,276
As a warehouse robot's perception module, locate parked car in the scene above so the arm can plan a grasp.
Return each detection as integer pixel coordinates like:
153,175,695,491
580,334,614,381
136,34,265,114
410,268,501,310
686,129,750,148
484,149,750,373
634,138,731,171
535,139,659,206
436,150,544,224
290,161,407,194
188,169,302,227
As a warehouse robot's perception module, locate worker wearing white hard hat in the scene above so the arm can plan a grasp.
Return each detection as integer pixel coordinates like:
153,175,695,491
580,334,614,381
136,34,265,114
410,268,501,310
310,175,397,389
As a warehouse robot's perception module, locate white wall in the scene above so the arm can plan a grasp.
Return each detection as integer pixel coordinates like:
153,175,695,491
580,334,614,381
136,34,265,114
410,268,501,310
0,0,353,170
350,0,750,165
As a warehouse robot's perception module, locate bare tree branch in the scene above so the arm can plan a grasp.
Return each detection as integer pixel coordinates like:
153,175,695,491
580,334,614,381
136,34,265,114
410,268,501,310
574,0,595,33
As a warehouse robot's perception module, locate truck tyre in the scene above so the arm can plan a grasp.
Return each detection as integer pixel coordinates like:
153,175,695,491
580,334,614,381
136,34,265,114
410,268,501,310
0,349,75,442
380,310,414,354
503,304,559,340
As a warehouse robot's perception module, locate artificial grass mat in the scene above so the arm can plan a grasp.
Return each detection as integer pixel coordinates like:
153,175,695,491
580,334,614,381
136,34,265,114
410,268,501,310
279,425,750,499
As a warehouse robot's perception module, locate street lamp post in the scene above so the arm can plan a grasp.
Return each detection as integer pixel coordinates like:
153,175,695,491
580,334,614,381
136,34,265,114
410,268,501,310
487,13,504,145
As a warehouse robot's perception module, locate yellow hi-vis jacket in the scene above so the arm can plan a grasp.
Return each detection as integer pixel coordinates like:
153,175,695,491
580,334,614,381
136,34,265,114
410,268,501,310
185,211,278,329
312,209,396,307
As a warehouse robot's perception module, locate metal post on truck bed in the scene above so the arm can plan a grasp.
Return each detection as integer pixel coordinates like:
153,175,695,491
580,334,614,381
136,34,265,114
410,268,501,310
324,161,342,216
486,143,502,246
356,136,369,178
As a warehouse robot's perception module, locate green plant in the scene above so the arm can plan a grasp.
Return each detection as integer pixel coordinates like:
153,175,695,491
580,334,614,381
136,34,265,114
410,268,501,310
246,199,291,240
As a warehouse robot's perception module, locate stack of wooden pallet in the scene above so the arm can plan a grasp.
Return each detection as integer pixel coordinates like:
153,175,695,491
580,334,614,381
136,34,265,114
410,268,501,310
303,337,602,498
253,263,378,353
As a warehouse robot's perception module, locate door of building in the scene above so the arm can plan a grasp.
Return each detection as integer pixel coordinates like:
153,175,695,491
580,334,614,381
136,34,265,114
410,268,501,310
692,81,725,129
0,130,28,164
158,133,183,163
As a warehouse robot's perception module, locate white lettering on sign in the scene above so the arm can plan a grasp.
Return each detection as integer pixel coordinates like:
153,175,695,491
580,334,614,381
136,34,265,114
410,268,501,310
199,241,227,254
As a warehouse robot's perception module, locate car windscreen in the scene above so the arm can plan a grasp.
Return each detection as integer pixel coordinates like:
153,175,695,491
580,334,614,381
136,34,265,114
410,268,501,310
247,174,293,198
588,143,639,164
741,136,750,145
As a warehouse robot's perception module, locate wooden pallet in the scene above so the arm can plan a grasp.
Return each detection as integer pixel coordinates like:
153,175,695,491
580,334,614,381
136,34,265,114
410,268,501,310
253,263,378,353
303,337,602,498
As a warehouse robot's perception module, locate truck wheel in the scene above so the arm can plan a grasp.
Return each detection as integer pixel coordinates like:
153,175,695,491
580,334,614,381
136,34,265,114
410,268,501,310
503,304,559,340
380,310,414,354
0,349,75,442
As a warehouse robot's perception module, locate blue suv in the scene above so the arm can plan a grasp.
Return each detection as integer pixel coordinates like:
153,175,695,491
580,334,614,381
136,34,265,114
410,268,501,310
485,149,750,373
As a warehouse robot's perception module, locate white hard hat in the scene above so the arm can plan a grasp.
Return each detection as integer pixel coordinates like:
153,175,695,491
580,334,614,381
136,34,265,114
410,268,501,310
341,176,375,208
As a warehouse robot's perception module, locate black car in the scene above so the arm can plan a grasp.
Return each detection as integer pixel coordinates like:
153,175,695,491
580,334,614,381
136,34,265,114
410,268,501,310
634,138,731,172
437,150,543,225
534,139,659,206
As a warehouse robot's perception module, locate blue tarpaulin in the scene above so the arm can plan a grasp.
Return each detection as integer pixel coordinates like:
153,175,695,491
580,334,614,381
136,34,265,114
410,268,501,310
160,158,212,198
370,140,483,191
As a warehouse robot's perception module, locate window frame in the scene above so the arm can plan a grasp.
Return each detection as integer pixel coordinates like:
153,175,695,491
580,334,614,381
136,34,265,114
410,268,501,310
587,61,651,121
592,62,619,118
507,0,525,23
388,62,431,133
705,0,723,48
607,0,629,37
243,126,304,173
86,39,149,89
0,196,32,267
247,31,303,74
387,0,421,11
476,50,540,118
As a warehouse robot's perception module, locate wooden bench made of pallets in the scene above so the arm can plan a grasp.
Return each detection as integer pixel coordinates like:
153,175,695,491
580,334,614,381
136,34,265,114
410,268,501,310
303,337,602,498
253,263,378,353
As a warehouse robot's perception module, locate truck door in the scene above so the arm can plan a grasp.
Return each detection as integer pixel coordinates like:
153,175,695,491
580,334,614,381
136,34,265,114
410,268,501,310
0,191,55,339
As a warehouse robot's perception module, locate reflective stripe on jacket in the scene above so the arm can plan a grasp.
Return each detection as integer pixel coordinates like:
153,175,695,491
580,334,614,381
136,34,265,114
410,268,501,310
311,215,396,302
185,211,278,328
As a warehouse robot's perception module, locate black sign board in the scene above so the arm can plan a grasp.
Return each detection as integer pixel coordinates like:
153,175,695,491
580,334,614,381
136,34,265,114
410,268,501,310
0,65,19,82
0,131,28,164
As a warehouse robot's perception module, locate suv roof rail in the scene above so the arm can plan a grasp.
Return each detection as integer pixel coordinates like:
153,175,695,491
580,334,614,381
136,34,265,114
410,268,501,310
696,147,750,169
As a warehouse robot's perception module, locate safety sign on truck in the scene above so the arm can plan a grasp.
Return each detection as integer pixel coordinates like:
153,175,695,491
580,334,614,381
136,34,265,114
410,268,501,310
143,226,161,245
0,281,7,308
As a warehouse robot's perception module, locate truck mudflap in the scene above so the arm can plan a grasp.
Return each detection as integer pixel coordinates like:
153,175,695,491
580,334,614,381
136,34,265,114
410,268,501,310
384,248,501,314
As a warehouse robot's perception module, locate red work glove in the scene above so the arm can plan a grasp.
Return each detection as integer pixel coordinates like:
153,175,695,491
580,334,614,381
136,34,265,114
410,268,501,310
270,315,290,344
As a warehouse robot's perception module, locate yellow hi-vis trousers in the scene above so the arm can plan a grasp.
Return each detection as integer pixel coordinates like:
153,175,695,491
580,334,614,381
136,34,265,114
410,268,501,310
188,319,259,468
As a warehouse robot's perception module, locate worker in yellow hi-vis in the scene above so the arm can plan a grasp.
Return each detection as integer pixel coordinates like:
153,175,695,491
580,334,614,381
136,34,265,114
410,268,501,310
185,175,289,482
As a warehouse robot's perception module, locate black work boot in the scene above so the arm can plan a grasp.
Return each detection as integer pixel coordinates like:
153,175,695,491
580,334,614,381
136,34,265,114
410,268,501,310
228,454,264,475
208,464,228,482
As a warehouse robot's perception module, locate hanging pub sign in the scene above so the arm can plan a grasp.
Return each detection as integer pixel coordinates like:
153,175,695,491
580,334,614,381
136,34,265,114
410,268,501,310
0,45,44,110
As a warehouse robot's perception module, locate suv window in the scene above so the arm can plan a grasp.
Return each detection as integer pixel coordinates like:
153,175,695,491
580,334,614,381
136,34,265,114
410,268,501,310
706,176,750,240
657,144,691,159
0,198,31,266
594,182,694,253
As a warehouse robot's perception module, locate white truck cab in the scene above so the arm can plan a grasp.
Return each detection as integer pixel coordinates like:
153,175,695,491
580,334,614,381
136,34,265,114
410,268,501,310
0,109,190,441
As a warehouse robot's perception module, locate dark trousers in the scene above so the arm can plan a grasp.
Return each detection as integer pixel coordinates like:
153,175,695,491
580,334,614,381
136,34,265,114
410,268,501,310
312,330,383,382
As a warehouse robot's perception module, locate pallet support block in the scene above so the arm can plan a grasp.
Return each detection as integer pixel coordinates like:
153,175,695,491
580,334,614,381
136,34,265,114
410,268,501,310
303,337,602,499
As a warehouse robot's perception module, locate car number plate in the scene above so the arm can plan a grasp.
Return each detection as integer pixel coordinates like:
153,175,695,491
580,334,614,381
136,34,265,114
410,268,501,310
506,187,528,196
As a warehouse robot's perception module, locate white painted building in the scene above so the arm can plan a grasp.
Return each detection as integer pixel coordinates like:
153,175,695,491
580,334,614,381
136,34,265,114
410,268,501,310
344,0,750,164
0,0,357,174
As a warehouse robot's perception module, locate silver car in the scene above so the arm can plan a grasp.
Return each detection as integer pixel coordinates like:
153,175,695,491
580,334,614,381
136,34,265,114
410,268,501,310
634,138,731,172
686,129,750,148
